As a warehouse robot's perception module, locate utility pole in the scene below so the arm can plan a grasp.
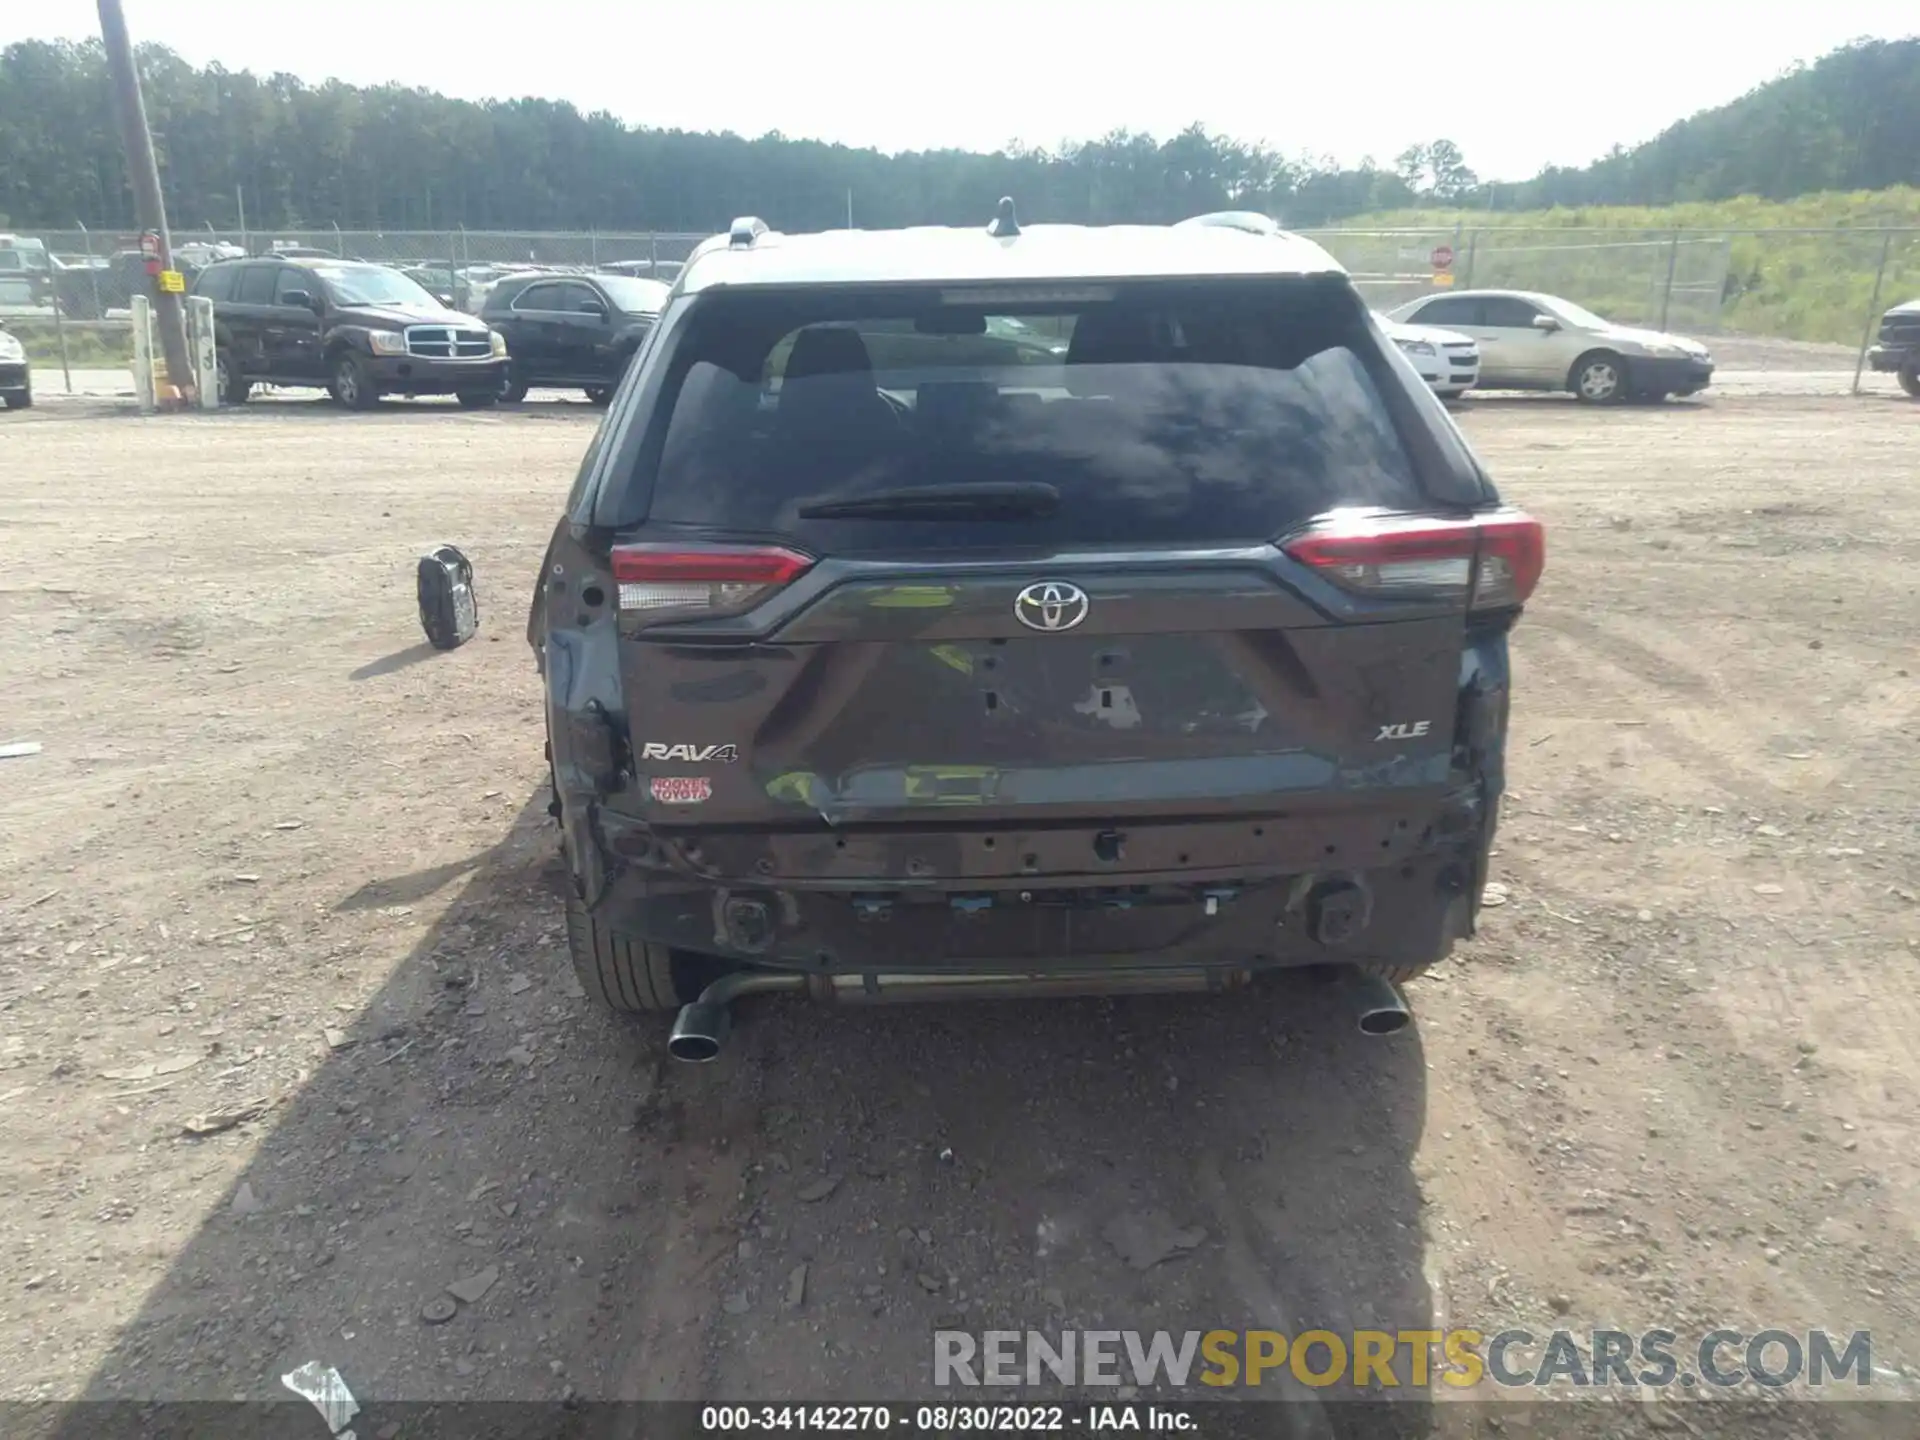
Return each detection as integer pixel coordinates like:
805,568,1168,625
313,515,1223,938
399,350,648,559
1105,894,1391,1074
98,0,195,405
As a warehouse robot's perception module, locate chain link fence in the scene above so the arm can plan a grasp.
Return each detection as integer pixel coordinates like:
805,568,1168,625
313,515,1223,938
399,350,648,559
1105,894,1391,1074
1302,228,1734,335
7,222,1918,394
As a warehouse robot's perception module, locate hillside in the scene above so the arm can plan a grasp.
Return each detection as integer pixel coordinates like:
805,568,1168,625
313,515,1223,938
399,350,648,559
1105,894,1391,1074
1343,189,1920,344
1496,37,1920,210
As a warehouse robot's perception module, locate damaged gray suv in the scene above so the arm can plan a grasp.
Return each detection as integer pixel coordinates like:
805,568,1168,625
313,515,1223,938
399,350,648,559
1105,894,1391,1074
529,204,1543,1060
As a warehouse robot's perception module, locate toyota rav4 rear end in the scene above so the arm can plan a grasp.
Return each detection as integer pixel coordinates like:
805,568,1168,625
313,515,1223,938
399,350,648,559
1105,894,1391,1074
530,209,1542,1056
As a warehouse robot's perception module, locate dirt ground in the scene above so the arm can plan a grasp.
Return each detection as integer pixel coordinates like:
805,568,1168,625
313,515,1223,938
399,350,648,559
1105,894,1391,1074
0,391,1916,1436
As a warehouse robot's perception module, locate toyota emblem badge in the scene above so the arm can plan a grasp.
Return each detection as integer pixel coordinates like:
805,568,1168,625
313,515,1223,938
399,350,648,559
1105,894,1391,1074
1014,581,1091,632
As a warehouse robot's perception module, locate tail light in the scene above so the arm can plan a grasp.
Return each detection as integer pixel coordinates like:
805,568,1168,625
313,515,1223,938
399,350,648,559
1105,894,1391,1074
611,544,814,621
1282,509,1544,611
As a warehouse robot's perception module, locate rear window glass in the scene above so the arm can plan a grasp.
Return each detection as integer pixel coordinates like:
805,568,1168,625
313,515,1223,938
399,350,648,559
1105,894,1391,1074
627,283,1422,550
596,275,670,313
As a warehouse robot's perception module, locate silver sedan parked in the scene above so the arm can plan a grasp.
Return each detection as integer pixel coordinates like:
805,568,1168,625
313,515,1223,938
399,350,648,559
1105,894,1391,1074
1389,289,1713,403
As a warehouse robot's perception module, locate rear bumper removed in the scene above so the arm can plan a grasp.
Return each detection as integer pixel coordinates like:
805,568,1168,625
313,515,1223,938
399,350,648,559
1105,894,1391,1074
585,802,1492,976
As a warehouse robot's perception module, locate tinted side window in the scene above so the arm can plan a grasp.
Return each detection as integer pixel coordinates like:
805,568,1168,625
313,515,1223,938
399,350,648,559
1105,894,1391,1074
1480,297,1542,328
514,282,566,311
273,268,312,305
631,284,1425,551
195,265,236,301
1408,296,1478,326
234,266,276,305
560,283,605,314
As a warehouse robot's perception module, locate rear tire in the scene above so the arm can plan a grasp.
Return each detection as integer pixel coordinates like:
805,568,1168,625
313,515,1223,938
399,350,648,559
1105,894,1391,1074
562,886,686,1013
1569,351,1627,404
584,385,613,406
329,351,379,410
1900,362,1920,399
216,351,250,406
499,368,529,404
455,389,497,410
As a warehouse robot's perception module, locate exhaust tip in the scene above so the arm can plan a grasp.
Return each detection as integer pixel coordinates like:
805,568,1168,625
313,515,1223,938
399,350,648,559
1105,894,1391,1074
1329,966,1412,1037
667,1001,730,1063
1358,1005,1412,1037
667,1031,722,1063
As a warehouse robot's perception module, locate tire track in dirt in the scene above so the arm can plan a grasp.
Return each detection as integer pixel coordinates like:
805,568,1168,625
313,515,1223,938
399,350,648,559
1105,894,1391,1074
1524,612,1796,803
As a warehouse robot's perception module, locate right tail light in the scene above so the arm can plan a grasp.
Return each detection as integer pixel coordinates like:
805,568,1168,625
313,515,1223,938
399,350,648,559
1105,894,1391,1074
1282,509,1545,611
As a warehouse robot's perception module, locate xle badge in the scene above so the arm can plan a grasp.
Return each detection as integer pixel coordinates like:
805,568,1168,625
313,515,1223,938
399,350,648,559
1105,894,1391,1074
640,743,738,763
1375,721,1432,742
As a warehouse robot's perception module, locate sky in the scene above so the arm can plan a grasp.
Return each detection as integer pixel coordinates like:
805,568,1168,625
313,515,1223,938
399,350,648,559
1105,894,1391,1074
6,1,1917,181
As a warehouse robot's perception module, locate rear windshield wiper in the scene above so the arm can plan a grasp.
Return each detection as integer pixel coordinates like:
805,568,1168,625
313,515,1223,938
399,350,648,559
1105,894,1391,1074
797,481,1060,521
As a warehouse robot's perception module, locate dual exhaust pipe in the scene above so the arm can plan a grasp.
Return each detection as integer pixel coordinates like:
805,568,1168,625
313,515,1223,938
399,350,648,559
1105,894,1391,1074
666,964,1410,1063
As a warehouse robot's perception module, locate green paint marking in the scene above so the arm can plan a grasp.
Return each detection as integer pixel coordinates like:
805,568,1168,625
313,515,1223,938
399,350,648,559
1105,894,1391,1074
868,585,957,609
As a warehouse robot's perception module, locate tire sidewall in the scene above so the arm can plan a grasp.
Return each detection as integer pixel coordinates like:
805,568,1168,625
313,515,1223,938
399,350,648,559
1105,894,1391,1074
216,351,248,405
330,352,374,409
1572,352,1626,404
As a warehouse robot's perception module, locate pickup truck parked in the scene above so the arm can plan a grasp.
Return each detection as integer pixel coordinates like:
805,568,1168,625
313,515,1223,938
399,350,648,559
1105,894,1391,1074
1867,299,1920,397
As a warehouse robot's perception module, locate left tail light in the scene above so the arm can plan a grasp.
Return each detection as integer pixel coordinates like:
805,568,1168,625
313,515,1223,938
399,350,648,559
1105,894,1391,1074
610,544,814,622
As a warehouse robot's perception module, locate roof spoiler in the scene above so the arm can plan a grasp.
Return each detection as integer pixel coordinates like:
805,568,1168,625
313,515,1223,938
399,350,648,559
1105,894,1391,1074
1176,211,1286,236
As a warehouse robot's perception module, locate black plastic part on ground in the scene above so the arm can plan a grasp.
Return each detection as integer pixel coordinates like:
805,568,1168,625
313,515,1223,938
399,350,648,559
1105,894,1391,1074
418,543,479,650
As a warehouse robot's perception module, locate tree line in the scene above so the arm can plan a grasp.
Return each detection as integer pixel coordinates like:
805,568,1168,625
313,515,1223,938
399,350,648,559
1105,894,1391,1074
1489,37,1920,213
1,35,1914,237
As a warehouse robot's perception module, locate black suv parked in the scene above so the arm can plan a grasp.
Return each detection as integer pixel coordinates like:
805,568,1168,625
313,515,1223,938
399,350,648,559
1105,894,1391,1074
0,322,30,409
1867,298,1920,397
531,209,1543,1059
481,272,671,404
193,258,507,408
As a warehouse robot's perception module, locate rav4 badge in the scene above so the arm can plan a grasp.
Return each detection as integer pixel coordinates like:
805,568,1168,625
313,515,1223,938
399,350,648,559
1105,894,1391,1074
640,743,739,763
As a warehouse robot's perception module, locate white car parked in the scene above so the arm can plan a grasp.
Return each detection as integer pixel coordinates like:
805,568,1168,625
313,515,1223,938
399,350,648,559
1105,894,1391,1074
1388,289,1713,403
1376,312,1479,399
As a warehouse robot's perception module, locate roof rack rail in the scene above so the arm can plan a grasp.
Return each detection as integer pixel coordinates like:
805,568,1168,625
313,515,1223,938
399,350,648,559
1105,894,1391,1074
728,216,770,249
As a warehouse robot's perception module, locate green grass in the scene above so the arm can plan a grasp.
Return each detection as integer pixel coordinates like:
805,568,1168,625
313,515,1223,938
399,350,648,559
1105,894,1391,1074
1324,187,1920,345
